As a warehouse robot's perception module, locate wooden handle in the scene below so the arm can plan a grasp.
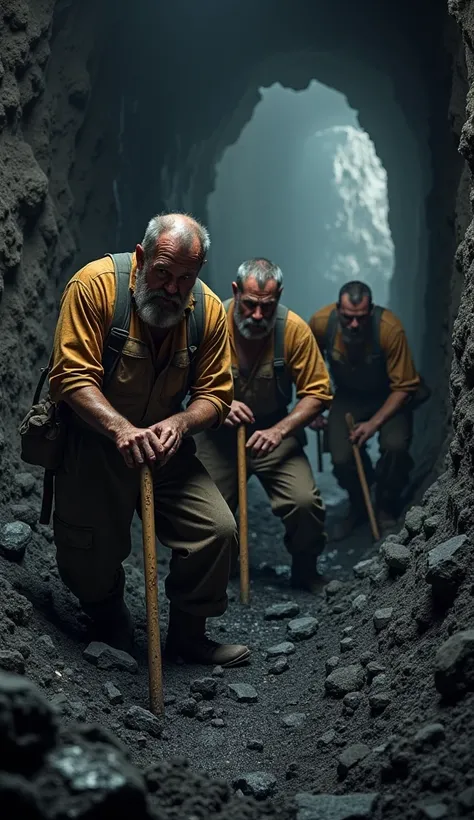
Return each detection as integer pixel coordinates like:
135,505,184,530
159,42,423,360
140,465,164,715
345,413,380,541
237,425,250,604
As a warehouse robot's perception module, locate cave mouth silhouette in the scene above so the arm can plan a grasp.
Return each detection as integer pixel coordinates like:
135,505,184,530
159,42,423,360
207,79,395,494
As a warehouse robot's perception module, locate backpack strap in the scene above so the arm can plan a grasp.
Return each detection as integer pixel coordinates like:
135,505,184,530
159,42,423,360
324,307,339,358
273,303,292,406
102,252,133,388
186,279,206,392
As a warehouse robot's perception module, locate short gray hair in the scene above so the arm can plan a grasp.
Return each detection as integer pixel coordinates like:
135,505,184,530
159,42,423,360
141,212,211,262
235,258,283,291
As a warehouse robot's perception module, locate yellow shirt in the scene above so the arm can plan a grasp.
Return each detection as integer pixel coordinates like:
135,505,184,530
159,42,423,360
227,300,332,410
308,303,420,393
49,253,233,426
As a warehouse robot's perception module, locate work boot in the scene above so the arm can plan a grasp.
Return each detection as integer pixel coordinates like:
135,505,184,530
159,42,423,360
164,607,250,668
290,553,326,594
83,596,135,655
330,506,368,541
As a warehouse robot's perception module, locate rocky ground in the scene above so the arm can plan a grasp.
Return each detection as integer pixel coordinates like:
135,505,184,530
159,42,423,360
1,466,474,820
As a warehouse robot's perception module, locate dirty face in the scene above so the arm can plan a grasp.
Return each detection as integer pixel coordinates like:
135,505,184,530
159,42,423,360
232,276,281,340
338,293,372,346
134,233,204,329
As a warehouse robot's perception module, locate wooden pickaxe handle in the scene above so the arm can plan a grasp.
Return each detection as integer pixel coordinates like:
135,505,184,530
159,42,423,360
237,425,250,604
140,465,164,715
345,413,380,541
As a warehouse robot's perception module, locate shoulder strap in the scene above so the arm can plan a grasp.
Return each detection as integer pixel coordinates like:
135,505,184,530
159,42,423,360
273,303,292,405
187,278,205,353
371,305,384,358
102,252,133,387
324,308,339,358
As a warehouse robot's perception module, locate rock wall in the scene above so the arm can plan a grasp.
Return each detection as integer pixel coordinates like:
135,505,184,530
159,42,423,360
0,0,123,518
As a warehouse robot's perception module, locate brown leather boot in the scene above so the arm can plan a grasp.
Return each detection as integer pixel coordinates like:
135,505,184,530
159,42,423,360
330,506,368,541
290,554,326,594
164,607,250,668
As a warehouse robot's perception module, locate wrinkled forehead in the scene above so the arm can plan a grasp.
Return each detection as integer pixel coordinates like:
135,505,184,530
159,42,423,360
339,293,371,315
150,232,204,272
240,276,279,301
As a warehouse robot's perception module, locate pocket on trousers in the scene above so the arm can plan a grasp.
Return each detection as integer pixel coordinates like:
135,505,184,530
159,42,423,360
53,514,93,551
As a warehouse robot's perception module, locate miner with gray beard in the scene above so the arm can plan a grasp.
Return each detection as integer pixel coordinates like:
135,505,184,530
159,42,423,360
195,258,333,593
48,213,250,667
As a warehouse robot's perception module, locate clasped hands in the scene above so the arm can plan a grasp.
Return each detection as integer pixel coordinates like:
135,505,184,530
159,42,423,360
114,416,186,469
224,400,282,456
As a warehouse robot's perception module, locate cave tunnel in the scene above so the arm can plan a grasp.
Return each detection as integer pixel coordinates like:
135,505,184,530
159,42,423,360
2,0,474,817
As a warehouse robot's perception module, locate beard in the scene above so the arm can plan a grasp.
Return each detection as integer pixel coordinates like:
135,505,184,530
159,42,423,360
134,270,187,329
341,326,368,346
234,300,277,340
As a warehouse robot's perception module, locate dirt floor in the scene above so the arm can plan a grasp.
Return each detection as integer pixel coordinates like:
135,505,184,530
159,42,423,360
1,464,474,819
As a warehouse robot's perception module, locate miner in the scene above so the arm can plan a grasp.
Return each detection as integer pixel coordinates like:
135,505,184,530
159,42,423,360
195,258,333,593
309,281,422,538
48,213,250,667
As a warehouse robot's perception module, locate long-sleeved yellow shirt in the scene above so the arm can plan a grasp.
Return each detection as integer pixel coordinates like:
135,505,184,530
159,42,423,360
308,303,420,393
226,300,332,416
49,253,233,426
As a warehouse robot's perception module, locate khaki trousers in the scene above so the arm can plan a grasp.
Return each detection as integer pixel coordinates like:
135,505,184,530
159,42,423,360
195,428,326,559
327,390,413,515
53,426,236,617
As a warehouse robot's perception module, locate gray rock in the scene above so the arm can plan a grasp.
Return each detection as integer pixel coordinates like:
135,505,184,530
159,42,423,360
0,521,32,561
190,677,218,699
343,692,362,711
228,683,258,703
381,542,410,575
434,630,474,697
417,803,447,819
459,787,474,810
83,642,138,673
233,771,277,800
264,601,300,620
15,472,36,495
373,607,393,631
10,503,38,527
326,656,340,675
426,535,469,603
360,651,376,667
366,661,387,683
178,697,198,717
369,692,391,713
268,656,289,675
0,650,25,675
102,681,123,705
287,616,319,641
318,730,336,747
325,580,344,598
352,594,368,612
247,739,264,751
342,626,354,636
211,718,225,727
164,694,176,706
325,665,365,698
38,635,56,655
340,638,353,653
212,665,224,678
423,515,440,537
196,703,215,721
337,743,370,778
266,641,295,658
405,506,425,535
353,558,382,579
281,712,306,729
124,705,163,737
413,723,445,749
371,674,387,690
295,792,379,820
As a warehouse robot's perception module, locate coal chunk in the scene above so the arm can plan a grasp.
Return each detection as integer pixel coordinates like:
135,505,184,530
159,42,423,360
381,542,410,575
190,678,218,699
0,522,31,561
337,743,370,778
0,672,57,774
405,506,425,535
266,641,295,658
83,642,138,673
325,665,365,698
124,706,163,737
295,791,379,819
287,616,319,641
228,683,258,703
268,656,289,675
264,601,300,620
426,535,469,604
102,682,124,705
434,630,474,698
0,650,25,675
413,723,445,750
373,607,393,631
233,771,277,800
281,712,306,729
